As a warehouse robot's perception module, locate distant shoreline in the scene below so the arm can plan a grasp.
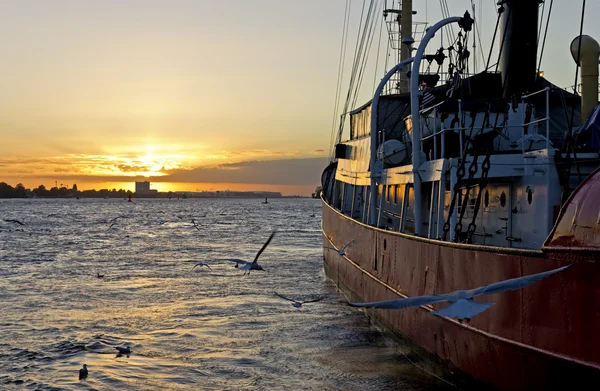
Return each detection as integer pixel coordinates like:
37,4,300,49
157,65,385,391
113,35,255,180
1,195,313,199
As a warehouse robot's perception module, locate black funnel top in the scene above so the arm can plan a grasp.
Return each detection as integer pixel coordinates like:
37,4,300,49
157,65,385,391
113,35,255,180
499,0,541,99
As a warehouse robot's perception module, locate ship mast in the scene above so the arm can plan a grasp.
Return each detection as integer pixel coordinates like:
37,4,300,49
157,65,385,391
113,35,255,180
384,0,413,93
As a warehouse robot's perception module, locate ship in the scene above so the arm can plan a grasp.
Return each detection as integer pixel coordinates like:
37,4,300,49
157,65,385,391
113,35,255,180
321,1,600,389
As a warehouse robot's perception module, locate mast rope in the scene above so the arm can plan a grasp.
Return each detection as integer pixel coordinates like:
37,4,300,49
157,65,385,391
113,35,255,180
372,1,385,93
328,0,351,161
484,5,502,71
536,0,545,51
537,0,553,74
471,0,487,71
352,0,381,109
335,0,376,147
493,4,512,74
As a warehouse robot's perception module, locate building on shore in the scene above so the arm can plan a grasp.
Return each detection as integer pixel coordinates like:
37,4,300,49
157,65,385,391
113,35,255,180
135,181,158,196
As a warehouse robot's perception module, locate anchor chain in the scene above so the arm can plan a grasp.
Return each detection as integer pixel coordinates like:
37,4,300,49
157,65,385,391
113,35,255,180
441,156,466,241
453,146,480,242
442,104,493,242
465,149,492,243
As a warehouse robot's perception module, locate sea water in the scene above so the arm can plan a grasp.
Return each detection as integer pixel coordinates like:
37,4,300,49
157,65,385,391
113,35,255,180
0,198,455,390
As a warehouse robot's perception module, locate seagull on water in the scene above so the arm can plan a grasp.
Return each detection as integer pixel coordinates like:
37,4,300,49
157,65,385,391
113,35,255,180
228,231,276,275
115,345,132,357
97,272,105,278
192,262,212,271
275,292,323,308
79,364,88,380
324,239,355,256
348,264,573,321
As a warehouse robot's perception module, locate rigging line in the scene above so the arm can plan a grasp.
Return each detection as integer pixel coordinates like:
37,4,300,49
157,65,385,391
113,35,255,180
336,0,369,146
345,3,372,107
471,0,477,72
372,2,385,94
484,4,501,71
494,5,513,74
346,2,374,126
445,0,456,42
572,0,586,96
395,0,401,65
351,0,377,107
472,0,487,70
384,21,392,94
536,0,545,50
440,0,456,49
347,0,376,115
537,0,553,74
329,0,352,160
352,0,380,109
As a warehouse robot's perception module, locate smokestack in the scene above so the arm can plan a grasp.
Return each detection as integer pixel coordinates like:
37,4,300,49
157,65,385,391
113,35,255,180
570,35,600,125
498,0,540,99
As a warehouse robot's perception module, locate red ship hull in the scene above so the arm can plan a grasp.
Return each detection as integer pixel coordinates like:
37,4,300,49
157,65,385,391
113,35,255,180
322,200,600,390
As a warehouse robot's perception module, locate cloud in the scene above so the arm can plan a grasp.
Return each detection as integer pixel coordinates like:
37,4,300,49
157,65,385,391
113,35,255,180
163,157,329,185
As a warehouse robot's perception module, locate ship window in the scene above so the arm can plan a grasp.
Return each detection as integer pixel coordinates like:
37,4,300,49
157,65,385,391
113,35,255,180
387,186,391,202
527,187,533,205
500,191,506,207
484,190,489,207
394,186,398,204
383,239,387,250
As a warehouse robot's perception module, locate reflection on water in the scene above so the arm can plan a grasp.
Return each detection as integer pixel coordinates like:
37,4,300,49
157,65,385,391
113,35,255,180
0,198,456,390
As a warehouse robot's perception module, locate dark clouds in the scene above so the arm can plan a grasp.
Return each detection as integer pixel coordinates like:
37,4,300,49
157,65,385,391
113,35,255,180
163,157,329,185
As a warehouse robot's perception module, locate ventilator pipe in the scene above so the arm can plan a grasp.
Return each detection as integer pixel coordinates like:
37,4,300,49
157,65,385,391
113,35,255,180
571,35,600,125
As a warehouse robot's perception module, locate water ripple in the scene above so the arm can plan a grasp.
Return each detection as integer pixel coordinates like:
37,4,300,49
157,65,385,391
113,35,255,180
0,198,457,390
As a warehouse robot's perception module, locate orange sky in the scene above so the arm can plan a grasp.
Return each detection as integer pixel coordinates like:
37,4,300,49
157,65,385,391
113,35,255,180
1,1,597,196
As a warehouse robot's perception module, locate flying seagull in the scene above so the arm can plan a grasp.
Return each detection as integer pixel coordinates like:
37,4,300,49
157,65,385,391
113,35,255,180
348,264,572,321
275,292,323,308
191,219,201,231
324,239,355,255
79,364,88,380
108,216,126,224
4,219,24,226
192,262,212,271
228,231,276,275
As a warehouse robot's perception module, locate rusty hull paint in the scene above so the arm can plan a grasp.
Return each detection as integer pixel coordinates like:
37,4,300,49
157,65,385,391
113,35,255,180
545,167,600,250
322,200,600,390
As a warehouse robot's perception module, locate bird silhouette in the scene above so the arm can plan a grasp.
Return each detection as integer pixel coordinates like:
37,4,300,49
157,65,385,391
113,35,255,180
229,231,276,275
324,239,355,255
275,292,323,308
115,345,131,357
348,264,572,321
79,364,88,380
192,262,212,271
4,219,24,226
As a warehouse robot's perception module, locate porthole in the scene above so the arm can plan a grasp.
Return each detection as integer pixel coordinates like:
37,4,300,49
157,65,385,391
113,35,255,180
500,192,506,207
527,187,533,205
484,190,489,207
